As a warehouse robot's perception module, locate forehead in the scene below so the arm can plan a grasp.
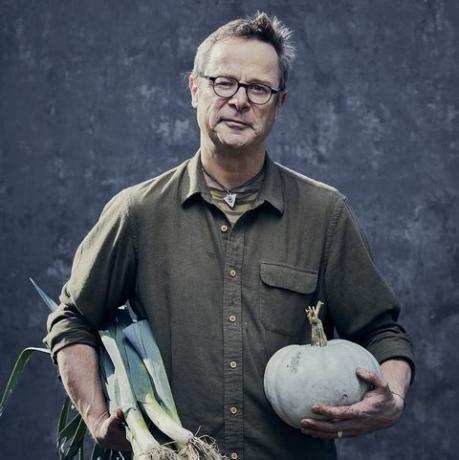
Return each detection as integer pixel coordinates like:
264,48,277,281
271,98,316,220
204,37,280,84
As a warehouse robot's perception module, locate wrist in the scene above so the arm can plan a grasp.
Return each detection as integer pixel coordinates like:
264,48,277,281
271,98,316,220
390,390,406,412
86,409,110,437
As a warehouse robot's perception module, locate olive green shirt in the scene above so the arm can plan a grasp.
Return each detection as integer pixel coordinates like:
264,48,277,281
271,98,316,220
44,151,414,460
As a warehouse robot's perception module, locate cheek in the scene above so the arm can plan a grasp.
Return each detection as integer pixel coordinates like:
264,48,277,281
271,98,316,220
254,110,275,132
204,100,225,126
196,102,212,129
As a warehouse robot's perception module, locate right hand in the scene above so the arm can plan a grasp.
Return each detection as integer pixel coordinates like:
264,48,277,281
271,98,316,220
92,409,132,452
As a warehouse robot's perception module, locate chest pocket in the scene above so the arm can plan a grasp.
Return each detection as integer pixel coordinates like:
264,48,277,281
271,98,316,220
259,262,318,336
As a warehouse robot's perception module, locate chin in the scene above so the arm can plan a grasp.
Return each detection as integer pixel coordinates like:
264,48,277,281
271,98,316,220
217,132,254,149
218,138,252,151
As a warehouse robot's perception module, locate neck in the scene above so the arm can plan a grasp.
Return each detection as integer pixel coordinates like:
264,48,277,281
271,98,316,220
200,144,266,190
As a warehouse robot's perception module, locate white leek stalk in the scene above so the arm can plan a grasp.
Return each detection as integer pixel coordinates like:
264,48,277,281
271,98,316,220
99,321,181,460
123,321,226,460
122,332,193,450
123,321,179,421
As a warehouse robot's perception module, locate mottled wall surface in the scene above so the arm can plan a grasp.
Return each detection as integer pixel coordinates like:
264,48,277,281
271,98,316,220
0,1,457,459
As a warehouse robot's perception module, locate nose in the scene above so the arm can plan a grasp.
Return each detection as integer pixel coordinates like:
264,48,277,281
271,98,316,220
228,86,250,111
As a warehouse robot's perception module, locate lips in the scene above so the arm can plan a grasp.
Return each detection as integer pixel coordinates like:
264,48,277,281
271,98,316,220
220,118,251,128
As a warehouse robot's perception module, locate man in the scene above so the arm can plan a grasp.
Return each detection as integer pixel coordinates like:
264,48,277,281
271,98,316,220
45,12,414,460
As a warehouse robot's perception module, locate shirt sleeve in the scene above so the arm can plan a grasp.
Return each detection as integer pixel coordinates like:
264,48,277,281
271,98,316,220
43,188,137,362
324,197,415,378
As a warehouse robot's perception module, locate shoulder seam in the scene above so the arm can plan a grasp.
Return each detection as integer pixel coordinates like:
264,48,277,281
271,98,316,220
274,161,343,196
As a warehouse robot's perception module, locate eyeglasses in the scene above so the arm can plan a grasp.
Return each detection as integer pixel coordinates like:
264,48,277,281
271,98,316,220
202,75,282,105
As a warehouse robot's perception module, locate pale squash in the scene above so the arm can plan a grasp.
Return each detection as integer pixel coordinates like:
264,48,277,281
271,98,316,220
263,301,382,429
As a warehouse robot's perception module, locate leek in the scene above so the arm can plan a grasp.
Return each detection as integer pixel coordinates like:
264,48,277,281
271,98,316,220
122,328,193,450
123,322,178,420
0,342,93,460
29,277,59,311
2,280,226,459
123,321,226,460
0,280,126,459
0,346,50,417
99,318,181,460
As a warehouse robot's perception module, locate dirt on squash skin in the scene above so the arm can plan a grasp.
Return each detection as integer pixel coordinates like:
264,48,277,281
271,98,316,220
286,350,302,373
339,391,350,404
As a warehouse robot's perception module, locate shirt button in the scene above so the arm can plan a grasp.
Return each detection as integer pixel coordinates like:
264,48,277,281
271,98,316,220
229,269,237,277
229,360,237,369
228,314,236,322
230,453,238,460
220,224,229,233
230,406,238,415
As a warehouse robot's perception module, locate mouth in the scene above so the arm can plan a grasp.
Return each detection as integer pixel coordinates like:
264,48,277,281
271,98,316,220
220,118,251,128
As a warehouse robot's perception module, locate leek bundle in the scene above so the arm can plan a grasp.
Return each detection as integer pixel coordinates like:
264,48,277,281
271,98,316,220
99,316,180,460
1,279,117,460
99,307,225,459
120,318,225,460
1,280,226,460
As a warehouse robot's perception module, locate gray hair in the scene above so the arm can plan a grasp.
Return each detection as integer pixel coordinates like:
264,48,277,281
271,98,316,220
191,12,296,90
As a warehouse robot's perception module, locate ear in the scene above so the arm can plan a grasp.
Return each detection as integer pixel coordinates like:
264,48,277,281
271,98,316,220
274,90,288,119
189,75,199,109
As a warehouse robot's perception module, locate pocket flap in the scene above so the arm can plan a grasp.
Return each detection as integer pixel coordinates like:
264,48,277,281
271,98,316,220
260,263,318,294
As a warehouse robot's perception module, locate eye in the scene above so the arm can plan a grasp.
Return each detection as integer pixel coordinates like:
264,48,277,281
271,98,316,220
249,83,270,95
214,78,236,88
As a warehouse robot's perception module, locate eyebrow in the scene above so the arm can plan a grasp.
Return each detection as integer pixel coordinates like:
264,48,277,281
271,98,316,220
217,74,277,87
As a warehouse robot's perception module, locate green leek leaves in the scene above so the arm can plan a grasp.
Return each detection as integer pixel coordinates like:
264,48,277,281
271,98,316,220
1,280,224,460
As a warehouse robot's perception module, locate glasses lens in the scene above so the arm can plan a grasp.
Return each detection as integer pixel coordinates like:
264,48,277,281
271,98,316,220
211,77,274,104
247,83,272,104
213,77,238,97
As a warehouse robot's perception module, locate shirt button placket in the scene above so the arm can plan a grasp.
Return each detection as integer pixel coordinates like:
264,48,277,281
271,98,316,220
223,224,244,458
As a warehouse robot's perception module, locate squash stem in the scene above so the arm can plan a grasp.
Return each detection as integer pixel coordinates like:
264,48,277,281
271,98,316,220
306,301,327,347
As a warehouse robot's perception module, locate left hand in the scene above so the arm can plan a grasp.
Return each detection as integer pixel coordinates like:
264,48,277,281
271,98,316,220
300,368,404,439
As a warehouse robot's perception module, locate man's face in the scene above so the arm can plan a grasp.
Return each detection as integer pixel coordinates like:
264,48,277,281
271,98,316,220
189,38,287,154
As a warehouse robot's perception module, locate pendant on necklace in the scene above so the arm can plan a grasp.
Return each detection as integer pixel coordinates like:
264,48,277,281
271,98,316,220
224,193,237,208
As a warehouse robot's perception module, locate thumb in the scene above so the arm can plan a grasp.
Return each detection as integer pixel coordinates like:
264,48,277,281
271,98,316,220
111,408,125,422
356,368,388,389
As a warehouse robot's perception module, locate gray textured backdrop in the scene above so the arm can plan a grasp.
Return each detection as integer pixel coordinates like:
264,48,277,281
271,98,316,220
0,1,458,459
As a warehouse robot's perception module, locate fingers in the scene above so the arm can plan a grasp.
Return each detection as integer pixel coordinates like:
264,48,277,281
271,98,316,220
111,408,125,423
107,410,127,433
356,368,388,390
301,418,341,434
301,427,359,439
300,419,357,439
311,403,358,419
301,376,403,439
95,409,132,452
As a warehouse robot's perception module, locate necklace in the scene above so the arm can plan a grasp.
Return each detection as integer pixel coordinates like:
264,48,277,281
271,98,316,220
202,165,264,208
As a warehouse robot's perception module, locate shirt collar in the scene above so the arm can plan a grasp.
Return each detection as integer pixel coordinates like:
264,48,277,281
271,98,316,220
180,150,284,215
